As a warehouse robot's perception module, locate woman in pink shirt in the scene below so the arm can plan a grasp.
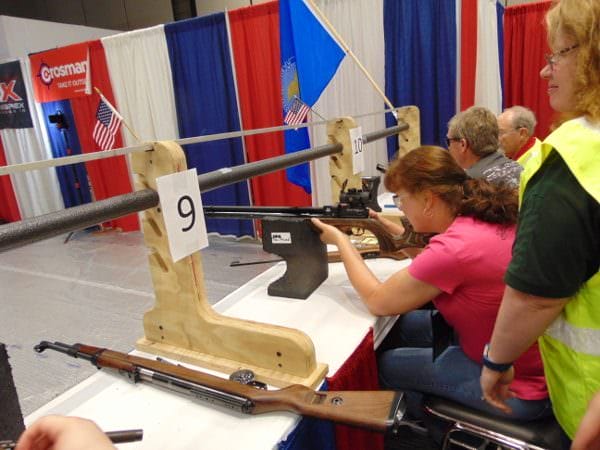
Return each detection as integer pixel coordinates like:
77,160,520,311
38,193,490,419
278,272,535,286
311,146,550,420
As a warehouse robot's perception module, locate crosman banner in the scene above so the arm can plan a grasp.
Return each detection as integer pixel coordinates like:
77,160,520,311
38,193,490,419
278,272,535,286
0,60,33,129
29,42,91,103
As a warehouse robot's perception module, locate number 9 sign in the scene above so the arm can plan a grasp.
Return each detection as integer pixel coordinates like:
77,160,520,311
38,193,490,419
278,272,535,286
156,169,208,262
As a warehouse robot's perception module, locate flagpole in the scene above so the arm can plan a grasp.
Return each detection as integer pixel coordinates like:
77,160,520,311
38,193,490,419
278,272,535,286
305,0,398,119
93,87,142,143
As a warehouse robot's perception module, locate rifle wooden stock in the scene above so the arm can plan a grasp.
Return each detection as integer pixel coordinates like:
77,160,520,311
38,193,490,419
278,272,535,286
321,217,431,261
35,342,404,433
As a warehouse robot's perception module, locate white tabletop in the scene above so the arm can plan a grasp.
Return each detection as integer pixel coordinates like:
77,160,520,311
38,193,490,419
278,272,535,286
26,258,408,449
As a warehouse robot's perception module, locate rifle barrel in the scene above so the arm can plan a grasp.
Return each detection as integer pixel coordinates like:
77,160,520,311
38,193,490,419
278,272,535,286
204,205,335,220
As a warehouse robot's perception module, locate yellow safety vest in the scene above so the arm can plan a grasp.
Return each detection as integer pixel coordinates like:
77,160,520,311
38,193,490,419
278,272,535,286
519,117,600,438
516,137,542,167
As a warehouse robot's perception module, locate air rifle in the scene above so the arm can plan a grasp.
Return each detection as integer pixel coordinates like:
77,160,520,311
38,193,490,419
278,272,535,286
35,341,406,434
204,205,431,298
203,205,431,261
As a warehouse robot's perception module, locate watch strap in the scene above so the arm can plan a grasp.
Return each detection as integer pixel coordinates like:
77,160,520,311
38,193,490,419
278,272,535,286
482,343,513,372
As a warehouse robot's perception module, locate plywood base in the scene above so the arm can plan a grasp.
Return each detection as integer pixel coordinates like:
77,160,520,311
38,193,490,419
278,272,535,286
136,338,328,389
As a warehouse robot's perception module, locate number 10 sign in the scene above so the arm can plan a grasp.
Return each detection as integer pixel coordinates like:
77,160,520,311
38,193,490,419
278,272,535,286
350,126,365,174
156,169,209,262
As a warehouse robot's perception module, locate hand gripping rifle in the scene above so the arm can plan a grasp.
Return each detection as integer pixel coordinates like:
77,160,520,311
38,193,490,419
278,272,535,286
35,341,407,434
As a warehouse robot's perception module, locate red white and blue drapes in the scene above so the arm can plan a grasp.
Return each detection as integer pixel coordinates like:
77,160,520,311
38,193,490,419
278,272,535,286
0,0,553,238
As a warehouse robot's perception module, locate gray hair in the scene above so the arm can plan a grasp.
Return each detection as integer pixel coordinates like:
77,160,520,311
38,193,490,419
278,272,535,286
502,106,537,135
448,106,498,157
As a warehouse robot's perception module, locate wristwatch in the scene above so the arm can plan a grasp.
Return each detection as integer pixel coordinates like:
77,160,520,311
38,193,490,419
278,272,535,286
482,343,513,372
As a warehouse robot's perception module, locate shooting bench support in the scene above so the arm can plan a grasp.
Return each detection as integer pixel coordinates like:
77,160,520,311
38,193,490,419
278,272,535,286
131,141,328,388
262,218,327,299
328,105,420,204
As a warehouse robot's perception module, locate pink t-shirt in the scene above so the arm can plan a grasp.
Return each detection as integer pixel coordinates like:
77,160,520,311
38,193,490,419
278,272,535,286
408,216,547,400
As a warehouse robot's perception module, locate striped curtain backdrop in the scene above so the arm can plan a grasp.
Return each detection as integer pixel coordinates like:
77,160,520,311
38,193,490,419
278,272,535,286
4,0,553,238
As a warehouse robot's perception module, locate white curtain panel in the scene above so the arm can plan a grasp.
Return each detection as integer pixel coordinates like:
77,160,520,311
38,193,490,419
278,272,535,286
309,0,387,206
102,25,179,145
0,58,64,218
474,0,503,114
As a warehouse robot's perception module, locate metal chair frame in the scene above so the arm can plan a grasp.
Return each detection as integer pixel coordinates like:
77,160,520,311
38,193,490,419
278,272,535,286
424,404,552,450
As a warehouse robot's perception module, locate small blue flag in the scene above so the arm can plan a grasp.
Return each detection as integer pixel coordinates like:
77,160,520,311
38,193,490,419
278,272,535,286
280,0,346,193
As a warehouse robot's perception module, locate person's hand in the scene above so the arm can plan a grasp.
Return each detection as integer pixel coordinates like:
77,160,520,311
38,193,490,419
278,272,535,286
16,415,115,450
310,218,347,246
572,391,600,450
368,208,380,220
367,208,405,236
480,366,516,414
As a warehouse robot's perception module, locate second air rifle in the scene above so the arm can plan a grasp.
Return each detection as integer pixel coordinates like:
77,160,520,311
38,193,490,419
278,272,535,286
35,341,407,434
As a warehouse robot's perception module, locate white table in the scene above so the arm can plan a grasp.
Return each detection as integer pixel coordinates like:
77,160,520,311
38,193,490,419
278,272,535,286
27,258,408,449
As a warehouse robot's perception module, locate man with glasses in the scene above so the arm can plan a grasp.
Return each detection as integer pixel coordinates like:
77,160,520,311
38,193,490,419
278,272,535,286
497,106,541,166
446,106,522,188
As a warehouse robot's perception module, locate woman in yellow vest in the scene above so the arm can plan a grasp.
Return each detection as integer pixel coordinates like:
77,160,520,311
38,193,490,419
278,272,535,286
479,0,600,447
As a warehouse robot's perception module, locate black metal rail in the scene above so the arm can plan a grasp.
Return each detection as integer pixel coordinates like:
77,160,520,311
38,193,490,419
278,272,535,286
0,124,406,252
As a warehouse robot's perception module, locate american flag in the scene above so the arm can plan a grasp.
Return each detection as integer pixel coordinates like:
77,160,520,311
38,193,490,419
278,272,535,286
92,98,122,150
284,97,310,126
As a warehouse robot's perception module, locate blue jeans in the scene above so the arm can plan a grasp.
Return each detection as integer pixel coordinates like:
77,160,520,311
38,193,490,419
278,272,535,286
378,310,552,421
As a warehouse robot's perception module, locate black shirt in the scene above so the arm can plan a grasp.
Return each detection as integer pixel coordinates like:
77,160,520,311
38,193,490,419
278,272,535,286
505,150,600,298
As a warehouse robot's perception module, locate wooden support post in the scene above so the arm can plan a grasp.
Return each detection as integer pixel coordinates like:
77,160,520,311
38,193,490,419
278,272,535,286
131,141,327,388
395,106,420,158
328,117,361,204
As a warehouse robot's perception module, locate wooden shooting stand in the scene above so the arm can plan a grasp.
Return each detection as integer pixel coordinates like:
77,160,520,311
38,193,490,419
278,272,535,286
328,106,420,202
132,142,327,388
329,116,361,200
396,105,420,158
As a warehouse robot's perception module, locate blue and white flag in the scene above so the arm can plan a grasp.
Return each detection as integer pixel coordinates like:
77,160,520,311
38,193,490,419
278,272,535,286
280,0,345,193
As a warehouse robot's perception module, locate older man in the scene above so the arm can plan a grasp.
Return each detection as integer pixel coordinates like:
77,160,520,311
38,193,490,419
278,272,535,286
447,106,522,188
497,106,541,165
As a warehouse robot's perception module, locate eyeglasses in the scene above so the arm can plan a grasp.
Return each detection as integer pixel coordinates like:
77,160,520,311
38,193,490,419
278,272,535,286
544,44,579,68
392,193,408,210
446,137,461,147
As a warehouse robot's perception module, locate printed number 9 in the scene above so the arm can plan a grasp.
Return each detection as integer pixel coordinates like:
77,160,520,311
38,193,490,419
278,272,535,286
178,195,195,232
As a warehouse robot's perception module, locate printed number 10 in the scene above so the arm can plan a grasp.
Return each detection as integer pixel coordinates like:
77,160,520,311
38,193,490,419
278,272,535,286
353,137,363,155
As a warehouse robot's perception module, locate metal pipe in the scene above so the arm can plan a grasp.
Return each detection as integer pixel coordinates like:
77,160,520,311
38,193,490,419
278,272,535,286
0,108,402,177
0,124,406,253
363,124,407,144
0,142,342,252
196,141,342,192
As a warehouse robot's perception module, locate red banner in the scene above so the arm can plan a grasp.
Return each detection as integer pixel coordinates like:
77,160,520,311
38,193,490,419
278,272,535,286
29,42,91,103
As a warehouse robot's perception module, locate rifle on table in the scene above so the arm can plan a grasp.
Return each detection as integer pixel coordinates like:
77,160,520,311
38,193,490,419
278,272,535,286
35,341,406,434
